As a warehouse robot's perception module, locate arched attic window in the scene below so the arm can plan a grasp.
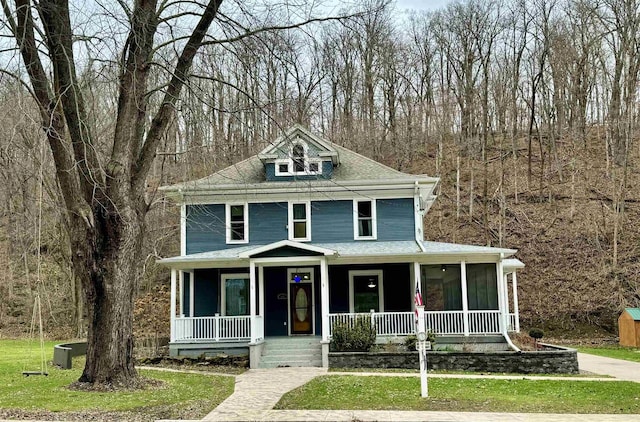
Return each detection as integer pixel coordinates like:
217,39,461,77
275,140,322,176
292,144,305,173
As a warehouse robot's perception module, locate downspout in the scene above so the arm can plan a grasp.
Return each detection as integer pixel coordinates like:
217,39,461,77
499,253,521,352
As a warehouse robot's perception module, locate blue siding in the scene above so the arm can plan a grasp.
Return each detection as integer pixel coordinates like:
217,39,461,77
249,202,288,244
185,197,416,253
186,204,226,254
265,161,333,182
311,200,353,242
377,198,415,241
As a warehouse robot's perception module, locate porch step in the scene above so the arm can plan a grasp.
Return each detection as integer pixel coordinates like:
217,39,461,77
259,337,323,368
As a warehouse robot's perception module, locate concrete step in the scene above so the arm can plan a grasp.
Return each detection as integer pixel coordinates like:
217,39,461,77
259,337,323,368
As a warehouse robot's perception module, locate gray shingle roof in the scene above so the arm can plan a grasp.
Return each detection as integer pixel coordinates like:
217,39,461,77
158,240,516,266
160,128,436,193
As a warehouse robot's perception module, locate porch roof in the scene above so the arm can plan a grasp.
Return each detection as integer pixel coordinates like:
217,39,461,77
157,240,517,269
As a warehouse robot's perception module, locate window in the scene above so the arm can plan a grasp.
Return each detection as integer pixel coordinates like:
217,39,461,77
221,274,249,316
274,141,322,176
292,144,305,172
349,270,384,313
466,263,498,310
289,201,311,241
353,199,377,239
278,163,289,173
421,264,462,311
225,203,248,244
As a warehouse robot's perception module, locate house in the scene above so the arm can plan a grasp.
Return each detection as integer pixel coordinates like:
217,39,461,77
158,125,524,368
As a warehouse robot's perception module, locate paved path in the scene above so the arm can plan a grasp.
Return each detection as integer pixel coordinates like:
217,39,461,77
578,352,640,382
202,367,327,420
157,354,640,422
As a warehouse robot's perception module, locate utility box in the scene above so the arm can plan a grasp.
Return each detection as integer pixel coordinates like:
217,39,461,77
619,308,640,347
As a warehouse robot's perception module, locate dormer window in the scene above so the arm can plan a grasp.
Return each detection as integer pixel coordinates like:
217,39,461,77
292,144,305,172
274,140,322,176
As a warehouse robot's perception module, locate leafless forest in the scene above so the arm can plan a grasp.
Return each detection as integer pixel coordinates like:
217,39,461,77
0,0,639,340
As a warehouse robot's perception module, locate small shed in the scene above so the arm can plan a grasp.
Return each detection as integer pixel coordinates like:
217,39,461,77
619,308,640,347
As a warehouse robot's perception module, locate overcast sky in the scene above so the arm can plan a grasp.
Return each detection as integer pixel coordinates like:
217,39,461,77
395,0,452,12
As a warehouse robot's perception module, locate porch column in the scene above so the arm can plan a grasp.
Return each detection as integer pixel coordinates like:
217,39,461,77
460,261,469,336
512,272,520,333
258,265,265,316
170,268,177,342
189,271,194,317
320,257,330,341
179,271,184,316
496,261,506,334
249,260,257,343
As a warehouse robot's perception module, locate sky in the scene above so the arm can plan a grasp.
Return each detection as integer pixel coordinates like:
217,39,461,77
395,0,452,12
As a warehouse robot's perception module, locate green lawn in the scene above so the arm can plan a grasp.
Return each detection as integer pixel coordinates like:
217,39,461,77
276,375,640,414
574,345,640,363
0,339,234,419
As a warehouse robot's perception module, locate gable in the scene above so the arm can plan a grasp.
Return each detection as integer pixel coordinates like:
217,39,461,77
252,245,324,258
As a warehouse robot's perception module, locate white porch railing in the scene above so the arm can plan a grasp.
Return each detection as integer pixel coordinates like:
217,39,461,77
172,315,255,342
507,313,518,332
329,310,516,338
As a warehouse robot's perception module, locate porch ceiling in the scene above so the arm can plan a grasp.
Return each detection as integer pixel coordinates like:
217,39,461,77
157,240,518,270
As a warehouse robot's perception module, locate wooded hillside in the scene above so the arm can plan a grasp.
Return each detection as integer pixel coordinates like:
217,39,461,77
0,0,638,338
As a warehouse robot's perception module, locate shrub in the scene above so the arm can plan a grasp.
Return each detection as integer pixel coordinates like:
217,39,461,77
331,316,377,352
529,328,544,348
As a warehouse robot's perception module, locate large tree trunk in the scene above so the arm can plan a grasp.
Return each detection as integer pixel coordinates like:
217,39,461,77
74,204,145,385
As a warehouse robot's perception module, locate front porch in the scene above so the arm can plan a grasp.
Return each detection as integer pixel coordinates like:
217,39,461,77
164,240,524,366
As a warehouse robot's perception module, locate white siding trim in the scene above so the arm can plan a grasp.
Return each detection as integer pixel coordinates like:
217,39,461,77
220,273,250,316
353,199,377,240
288,201,311,242
225,203,249,244
180,203,187,255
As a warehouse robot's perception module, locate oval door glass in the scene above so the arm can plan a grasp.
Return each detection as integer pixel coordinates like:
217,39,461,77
295,287,308,322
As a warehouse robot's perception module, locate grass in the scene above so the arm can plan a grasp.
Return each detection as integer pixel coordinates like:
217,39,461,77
573,345,640,363
276,375,640,414
0,339,234,419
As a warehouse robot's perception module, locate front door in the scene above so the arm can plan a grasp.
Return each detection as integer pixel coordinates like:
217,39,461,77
290,283,313,334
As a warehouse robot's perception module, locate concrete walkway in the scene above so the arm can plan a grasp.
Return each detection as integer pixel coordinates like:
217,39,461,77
157,354,640,422
578,352,640,382
202,367,327,420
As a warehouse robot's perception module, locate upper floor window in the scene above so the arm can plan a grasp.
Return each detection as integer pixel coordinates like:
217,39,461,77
354,199,377,240
226,203,248,244
289,201,311,241
274,141,322,176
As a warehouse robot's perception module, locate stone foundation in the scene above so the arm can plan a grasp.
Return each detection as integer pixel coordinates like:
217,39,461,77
329,344,579,374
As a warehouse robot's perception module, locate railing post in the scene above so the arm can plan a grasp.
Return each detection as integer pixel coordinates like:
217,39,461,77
512,272,520,333
249,260,257,343
460,262,469,336
370,309,376,332
215,313,220,342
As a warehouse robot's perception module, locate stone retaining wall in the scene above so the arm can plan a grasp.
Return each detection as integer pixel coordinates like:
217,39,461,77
329,344,578,374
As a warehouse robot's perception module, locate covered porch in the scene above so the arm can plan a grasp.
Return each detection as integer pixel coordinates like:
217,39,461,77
161,240,523,365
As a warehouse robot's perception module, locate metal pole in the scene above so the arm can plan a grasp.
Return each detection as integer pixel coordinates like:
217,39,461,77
417,304,428,398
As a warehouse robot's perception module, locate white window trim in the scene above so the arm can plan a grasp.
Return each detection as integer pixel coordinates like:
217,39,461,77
225,203,249,244
286,267,315,335
274,140,322,176
348,269,384,313
353,199,378,240
220,273,250,316
288,201,311,242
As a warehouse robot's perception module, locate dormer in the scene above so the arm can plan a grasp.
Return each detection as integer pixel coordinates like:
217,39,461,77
258,125,339,181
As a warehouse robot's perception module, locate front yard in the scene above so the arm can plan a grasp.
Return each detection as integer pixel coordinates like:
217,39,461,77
0,339,233,421
276,375,640,414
